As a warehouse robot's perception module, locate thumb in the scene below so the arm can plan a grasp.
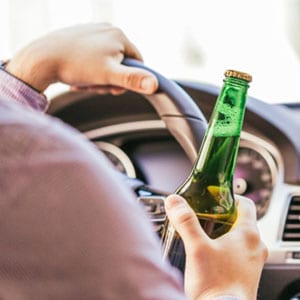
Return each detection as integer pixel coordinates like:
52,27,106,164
109,64,159,94
165,195,209,248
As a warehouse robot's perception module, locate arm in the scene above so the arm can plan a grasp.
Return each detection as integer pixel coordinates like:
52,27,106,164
165,195,268,300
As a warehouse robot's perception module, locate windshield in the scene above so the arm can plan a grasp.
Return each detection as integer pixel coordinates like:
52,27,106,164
1,0,299,103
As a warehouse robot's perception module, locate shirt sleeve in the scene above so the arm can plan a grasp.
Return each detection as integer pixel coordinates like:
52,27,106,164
0,62,48,112
0,100,187,300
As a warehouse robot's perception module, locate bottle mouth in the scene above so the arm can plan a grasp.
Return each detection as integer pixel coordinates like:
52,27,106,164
224,70,252,83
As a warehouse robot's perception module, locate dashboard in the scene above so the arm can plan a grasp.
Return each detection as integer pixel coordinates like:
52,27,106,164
48,80,300,300
89,128,279,220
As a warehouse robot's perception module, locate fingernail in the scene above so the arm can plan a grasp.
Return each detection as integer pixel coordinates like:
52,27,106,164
165,195,184,209
141,77,156,92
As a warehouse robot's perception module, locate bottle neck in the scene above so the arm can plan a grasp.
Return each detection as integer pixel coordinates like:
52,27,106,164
193,77,249,176
212,77,248,137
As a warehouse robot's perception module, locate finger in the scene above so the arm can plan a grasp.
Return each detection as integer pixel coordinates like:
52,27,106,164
71,85,111,94
235,196,257,224
123,39,144,62
165,195,209,247
230,196,268,259
110,87,127,95
120,32,144,61
71,85,126,95
108,64,159,94
231,196,258,232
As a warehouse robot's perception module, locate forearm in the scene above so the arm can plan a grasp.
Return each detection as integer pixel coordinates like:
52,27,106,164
0,61,48,112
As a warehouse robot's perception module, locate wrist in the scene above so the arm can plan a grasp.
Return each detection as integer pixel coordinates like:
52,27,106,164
6,43,58,92
0,60,48,111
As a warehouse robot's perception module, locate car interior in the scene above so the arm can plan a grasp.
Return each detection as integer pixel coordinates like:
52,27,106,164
2,0,300,299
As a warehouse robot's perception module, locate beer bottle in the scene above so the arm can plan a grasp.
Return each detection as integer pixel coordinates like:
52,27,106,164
162,70,252,271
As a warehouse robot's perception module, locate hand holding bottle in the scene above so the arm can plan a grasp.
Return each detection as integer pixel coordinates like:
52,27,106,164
162,70,253,272
165,194,268,300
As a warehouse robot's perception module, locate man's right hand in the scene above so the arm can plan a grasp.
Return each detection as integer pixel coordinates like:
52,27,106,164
164,194,268,300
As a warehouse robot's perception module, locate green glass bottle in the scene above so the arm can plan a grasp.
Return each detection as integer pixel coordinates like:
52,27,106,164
162,70,252,272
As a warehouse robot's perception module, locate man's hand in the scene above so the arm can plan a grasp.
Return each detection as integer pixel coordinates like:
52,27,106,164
6,23,158,94
165,195,268,300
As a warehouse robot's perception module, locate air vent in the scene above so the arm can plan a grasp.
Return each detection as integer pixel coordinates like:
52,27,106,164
138,196,166,237
283,196,300,241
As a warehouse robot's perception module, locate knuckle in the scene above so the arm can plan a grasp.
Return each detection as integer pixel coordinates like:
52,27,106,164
122,72,141,89
261,242,269,262
167,202,195,228
98,24,124,41
241,226,262,249
176,209,193,226
109,26,124,38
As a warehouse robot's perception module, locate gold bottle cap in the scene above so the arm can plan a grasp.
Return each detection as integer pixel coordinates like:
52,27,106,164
225,70,252,82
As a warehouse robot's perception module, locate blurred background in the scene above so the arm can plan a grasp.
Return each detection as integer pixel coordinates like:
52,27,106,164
1,0,300,103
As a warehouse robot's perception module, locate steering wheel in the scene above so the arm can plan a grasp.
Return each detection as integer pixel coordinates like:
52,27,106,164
122,58,207,163
48,58,208,201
